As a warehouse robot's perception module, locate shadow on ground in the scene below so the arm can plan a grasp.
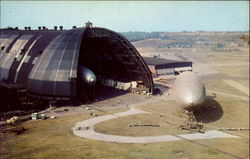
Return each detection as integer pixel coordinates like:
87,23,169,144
153,83,170,95
95,86,128,102
0,86,128,119
193,98,223,123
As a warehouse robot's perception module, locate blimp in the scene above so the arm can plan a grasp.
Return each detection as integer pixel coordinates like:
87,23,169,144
0,22,154,111
173,71,206,110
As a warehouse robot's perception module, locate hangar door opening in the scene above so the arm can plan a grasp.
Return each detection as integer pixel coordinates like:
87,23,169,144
77,28,153,103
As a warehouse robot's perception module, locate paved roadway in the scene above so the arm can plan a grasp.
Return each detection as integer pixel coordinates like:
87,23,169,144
73,107,239,143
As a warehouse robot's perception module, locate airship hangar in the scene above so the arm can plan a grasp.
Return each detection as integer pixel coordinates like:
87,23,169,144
0,22,197,111
0,22,154,110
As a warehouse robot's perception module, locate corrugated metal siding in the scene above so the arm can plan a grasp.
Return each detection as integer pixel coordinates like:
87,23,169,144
14,35,42,83
0,34,20,53
7,35,35,83
0,34,28,80
16,32,61,86
27,29,84,97
0,30,62,88
1,35,34,80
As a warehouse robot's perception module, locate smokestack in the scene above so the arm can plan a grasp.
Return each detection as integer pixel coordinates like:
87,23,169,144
59,26,63,30
28,27,31,30
42,26,46,30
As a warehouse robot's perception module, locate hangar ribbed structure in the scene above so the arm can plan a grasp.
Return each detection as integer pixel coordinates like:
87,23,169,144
0,27,154,103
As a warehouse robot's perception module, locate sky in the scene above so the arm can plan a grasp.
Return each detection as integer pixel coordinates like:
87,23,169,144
0,1,249,32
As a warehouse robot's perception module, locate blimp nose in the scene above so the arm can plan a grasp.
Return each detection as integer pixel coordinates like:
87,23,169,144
182,93,205,107
88,77,96,85
184,96,199,106
174,71,206,109
78,66,97,86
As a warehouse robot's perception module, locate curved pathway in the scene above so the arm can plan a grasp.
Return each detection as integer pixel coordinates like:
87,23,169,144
73,108,239,143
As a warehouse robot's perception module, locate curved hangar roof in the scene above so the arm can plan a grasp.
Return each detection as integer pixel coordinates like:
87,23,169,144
0,27,154,100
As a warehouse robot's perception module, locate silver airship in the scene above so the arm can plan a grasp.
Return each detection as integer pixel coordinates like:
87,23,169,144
78,66,97,86
173,71,206,110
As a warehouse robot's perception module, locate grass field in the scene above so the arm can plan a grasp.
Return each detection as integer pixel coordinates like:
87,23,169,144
1,95,248,159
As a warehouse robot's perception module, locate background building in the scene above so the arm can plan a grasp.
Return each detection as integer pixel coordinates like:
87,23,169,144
143,57,192,77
